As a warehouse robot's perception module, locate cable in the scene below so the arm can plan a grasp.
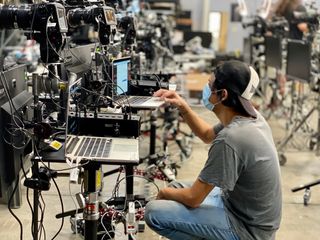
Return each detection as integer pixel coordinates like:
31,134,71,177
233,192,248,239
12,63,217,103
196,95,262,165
27,187,36,239
51,177,64,240
134,200,143,210
68,183,79,235
39,192,47,240
109,174,160,212
7,173,23,240
3,125,32,150
111,169,124,199
46,17,64,61
129,233,137,240
153,73,162,88
0,71,34,151
100,211,113,240
20,155,36,231
32,143,90,172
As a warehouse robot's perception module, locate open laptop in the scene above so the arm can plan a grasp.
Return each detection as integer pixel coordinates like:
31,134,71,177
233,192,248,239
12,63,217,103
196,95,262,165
112,57,165,109
65,78,139,165
65,135,139,164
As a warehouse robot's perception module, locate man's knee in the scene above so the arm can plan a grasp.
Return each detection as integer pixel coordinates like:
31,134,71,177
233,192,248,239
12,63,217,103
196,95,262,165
145,200,165,229
145,200,179,229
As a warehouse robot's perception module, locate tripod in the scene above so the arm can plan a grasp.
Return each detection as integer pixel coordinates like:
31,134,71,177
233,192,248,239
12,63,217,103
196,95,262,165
276,39,320,165
292,179,320,206
277,82,320,165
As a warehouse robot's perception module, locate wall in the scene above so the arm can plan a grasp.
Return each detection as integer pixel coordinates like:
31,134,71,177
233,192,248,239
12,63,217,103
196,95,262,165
180,0,205,31
210,0,259,53
180,0,320,52
180,0,261,52
179,0,320,53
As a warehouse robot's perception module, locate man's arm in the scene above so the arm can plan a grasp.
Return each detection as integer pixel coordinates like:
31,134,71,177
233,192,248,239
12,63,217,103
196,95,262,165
156,179,214,208
154,89,219,143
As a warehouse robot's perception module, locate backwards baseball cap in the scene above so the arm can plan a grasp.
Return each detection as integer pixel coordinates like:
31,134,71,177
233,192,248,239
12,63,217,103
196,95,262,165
213,60,260,118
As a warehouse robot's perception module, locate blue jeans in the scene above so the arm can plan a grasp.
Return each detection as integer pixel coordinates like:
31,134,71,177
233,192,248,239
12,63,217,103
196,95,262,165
145,185,239,240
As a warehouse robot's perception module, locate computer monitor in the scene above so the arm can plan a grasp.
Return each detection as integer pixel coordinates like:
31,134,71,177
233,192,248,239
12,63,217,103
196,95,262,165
112,57,131,96
265,35,282,69
286,40,311,83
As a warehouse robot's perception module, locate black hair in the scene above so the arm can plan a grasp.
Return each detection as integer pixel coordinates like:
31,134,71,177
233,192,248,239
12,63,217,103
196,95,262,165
212,64,249,116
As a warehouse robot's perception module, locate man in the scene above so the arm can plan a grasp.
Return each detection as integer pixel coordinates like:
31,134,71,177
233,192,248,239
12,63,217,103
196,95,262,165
274,0,308,40
145,60,282,240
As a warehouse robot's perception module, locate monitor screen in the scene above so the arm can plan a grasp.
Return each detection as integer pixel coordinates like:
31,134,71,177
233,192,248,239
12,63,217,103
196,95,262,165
286,40,311,82
265,35,282,69
112,58,131,96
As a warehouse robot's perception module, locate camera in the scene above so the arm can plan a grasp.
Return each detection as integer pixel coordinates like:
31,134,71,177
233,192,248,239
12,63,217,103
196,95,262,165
0,2,68,63
67,5,117,45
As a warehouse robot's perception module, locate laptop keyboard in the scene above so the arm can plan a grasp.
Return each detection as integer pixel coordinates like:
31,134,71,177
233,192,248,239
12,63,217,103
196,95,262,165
115,96,151,105
129,96,151,104
67,136,112,158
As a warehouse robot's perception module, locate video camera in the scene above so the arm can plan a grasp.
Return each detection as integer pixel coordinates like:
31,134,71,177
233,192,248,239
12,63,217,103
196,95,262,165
0,2,68,63
67,5,117,45
266,17,289,37
243,16,289,38
242,16,269,37
293,11,319,29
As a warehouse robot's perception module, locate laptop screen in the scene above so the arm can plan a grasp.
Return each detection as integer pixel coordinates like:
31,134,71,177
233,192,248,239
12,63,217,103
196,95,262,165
112,57,131,96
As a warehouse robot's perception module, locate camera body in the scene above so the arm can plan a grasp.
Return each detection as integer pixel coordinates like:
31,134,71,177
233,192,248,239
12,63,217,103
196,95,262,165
0,2,68,63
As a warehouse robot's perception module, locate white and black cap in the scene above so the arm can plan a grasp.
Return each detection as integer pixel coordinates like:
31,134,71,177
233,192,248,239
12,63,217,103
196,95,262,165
213,60,260,118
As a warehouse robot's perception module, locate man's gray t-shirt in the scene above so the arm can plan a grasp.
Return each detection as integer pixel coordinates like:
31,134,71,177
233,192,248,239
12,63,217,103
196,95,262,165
199,112,282,240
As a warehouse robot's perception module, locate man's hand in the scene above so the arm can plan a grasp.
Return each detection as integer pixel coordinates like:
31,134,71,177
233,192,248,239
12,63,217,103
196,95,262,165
153,89,186,109
154,180,214,208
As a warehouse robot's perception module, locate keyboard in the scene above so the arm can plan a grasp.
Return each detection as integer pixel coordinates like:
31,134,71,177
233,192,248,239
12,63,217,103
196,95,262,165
66,136,112,158
128,96,152,104
115,96,151,105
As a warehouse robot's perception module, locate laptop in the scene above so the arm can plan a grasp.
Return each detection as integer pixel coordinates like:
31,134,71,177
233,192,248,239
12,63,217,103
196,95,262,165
65,78,139,165
65,135,139,164
112,57,165,109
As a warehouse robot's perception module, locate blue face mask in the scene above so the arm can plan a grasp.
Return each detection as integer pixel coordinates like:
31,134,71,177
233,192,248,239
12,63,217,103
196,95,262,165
202,84,222,111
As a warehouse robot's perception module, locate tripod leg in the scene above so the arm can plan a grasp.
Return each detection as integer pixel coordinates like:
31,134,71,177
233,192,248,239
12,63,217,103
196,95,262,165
292,179,320,192
303,188,311,206
277,107,316,152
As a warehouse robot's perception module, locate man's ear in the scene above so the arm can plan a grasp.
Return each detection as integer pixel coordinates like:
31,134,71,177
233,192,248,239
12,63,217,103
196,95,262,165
221,89,228,101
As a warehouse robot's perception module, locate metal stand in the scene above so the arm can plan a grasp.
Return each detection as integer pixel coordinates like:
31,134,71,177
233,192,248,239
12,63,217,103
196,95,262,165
32,161,40,240
83,162,100,240
147,111,158,166
55,163,135,240
292,179,320,206
277,81,320,165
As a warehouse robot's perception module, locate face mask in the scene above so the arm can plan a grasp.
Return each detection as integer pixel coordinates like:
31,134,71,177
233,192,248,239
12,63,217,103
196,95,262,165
202,84,222,111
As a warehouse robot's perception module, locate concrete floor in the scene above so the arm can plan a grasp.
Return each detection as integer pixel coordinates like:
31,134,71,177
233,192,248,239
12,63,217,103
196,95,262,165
0,106,320,240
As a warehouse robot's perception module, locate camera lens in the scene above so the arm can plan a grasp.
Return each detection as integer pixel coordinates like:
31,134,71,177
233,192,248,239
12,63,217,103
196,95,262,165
0,4,32,29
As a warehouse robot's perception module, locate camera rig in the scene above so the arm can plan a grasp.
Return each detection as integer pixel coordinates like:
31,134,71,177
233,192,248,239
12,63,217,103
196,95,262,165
0,2,68,63
67,5,117,45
